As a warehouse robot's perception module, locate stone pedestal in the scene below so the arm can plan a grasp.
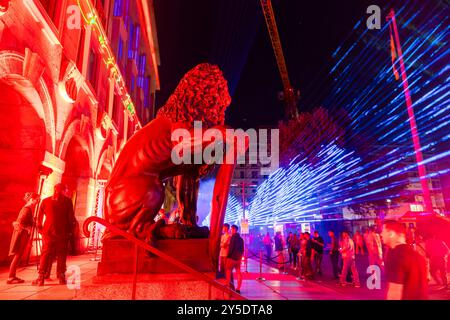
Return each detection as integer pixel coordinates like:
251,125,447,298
74,273,229,300
97,238,212,275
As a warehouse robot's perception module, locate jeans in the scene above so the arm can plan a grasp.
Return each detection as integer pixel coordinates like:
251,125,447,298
38,236,68,279
340,257,360,286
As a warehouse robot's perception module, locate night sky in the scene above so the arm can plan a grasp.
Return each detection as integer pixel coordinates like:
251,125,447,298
153,0,389,129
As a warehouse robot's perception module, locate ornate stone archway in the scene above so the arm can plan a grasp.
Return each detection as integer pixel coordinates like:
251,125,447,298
0,50,56,153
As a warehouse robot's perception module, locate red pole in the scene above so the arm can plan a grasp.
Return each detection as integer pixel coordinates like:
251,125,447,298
387,9,433,213
242,181,245,220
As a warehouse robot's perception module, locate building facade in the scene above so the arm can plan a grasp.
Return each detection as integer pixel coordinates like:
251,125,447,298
230,126,275,220
0,0,160,263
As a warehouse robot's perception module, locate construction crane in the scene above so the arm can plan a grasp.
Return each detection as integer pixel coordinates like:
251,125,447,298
260,0,299,120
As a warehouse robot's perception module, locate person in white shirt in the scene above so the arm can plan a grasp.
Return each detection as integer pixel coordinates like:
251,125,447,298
339,231,361,287
219,223,233,288
366,226,384,268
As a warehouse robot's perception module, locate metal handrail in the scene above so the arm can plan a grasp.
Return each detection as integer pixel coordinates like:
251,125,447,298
83,216,245,300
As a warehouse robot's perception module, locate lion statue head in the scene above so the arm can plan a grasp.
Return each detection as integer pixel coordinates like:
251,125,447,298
157,63,231,128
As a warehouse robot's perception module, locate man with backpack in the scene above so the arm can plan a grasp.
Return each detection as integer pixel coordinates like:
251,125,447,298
226,225,244,294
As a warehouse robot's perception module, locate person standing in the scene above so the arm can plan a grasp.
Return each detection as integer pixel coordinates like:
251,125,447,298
312,231,325,275
328,230,340,279
339,231,360,287
274,232,285,271
226,225,244,294
300,233,314,279
219,223,231,276
263,232,273,261
219,223,234,288
286,232,293,266
354,231,365,255
290,233,300,269
381,220,428,300
425,235,449,290
6,192,40,284
366,226,384,268
32,183,76,286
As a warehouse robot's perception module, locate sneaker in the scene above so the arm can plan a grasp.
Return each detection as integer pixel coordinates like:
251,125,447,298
354,284,361,288
31,278,44,286
58,277,67,285
235,289,241,294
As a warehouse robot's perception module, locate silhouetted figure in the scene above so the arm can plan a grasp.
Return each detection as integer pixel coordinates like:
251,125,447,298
7,192,39,284
312,230,324,275
328,231,340,279
290,233,300,269
300,232,313,280
32,184,76,286
263,232,273,261
226,225,244,294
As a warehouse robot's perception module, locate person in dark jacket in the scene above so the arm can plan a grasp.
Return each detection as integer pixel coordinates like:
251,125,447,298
312,231,325,275
32,183,76,286
6,192,40,284
328,230,340,279
225,225,244,294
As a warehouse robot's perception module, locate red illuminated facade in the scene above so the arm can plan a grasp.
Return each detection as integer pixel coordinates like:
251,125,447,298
0,0,160,262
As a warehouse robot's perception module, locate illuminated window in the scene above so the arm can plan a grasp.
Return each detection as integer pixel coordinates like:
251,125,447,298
113,0,123,16
143,77,151,109
118,38,123,60
112,94,123,136
138,55,146,87
134,25,140,56
123,0,131,25
128,24,140,60
410,204,424,212
87,47,99,88
127,22,134,59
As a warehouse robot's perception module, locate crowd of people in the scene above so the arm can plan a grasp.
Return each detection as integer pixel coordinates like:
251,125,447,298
244,222,449,299
5,186,449,300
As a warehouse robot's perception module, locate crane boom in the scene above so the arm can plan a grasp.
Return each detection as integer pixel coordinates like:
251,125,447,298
260,0,299,119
